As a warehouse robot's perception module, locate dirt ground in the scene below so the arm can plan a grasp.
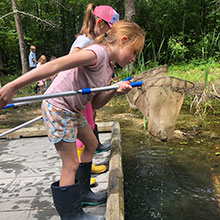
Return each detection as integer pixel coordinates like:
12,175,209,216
0,103,42,129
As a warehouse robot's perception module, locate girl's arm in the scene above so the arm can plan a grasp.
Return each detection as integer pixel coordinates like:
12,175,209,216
91,81,132,109
71,47,81,54
0,50,97,108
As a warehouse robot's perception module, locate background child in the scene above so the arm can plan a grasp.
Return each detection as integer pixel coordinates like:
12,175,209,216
36,55,47,68
0,20,145,219
70,4,120,188
28,45,37,70
49,56,58,82
34,55,47,93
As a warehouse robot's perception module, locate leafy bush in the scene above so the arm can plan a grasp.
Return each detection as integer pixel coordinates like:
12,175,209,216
168,37,189,63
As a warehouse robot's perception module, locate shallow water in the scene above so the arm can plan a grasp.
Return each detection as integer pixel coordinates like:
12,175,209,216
122,103,220,220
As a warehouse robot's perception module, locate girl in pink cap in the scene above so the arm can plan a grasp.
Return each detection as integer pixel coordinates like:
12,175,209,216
70,4,119,189
0,20,145,220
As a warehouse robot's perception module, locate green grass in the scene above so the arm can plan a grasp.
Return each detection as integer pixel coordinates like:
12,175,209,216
167,61,220,83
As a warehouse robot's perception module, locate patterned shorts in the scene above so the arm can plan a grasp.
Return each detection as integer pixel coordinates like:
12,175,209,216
41,101,88,143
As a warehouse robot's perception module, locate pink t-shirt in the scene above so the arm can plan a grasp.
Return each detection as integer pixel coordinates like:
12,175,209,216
45,44,113,113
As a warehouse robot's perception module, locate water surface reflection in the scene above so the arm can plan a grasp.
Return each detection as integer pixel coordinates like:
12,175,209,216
123,116,220,220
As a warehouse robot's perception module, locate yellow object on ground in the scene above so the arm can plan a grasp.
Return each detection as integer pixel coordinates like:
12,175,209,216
91,163,107,174
77,147,107,174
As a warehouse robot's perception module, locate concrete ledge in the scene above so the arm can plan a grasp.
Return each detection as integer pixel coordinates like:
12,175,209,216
96,121,115,132
106,121,124,220
0,126,47,139
0,121,115,139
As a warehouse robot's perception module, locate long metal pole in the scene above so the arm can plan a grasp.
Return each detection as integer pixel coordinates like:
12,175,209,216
0,78,139,137
0,116,42,138
2,81,141,109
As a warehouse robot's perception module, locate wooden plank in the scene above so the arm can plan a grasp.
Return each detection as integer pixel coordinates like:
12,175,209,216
106,121,124,220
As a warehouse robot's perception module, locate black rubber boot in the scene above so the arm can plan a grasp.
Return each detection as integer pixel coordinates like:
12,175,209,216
76,162,107,206
51,181,105,220
93,124,110,153
34,83,39,93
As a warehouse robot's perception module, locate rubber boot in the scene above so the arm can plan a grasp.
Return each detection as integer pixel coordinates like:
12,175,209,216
34,83,39,93
77,147,107,175
93,124,111,153
76,162,107,206
51,181,105,220
77,148,98,187
90,177,97,188
91,163,107,174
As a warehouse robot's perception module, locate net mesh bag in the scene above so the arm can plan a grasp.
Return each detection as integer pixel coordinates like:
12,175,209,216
126,65,194,141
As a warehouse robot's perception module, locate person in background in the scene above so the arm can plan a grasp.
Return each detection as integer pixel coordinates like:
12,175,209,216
70,4,119,187
0,20,145,219
34,55,47,93
28,45,37,70
49,56,59,82
36,55,47,68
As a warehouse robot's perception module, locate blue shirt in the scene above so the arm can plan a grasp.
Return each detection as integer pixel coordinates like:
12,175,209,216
29,51,37,68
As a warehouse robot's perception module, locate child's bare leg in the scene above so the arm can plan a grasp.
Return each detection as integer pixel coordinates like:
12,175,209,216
54,141,79,187
77,124,98,163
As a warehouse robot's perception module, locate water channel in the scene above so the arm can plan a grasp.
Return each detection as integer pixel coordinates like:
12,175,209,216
122,100,220,220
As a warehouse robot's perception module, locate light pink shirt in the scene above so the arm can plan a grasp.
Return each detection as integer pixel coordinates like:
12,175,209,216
46,44,113,113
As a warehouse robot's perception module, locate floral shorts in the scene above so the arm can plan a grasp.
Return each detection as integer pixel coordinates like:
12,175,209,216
41,101,88,143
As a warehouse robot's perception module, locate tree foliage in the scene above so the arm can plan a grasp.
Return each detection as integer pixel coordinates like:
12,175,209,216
0,0,219,76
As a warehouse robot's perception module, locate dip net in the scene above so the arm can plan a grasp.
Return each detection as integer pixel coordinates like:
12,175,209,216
127,65,194,109
126,65,194,141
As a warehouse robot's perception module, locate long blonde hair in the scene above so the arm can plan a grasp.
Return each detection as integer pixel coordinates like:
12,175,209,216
94,20,145,55
76,4,97,39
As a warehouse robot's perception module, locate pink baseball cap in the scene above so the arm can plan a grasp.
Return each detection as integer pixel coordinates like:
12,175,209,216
93,5,119,27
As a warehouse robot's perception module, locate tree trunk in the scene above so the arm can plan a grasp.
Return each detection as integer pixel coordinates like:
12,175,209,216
0,52,3,71
60,0,67,53
0,52,3,85
0,52,2,87
182,10,185,45
11,0,29,74
124,0,135,21
124,0,136,74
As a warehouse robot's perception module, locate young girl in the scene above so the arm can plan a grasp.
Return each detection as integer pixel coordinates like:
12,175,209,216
36,55,47,93
70,4,119,188
0,20,145,219
49,56,58,82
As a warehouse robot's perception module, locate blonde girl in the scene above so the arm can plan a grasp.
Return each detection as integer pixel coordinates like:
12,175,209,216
36,55,47,93
37,55,47,67
70,4,120,190
0,20,145,220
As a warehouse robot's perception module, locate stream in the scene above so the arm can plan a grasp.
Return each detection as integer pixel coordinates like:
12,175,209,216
122,100,220,220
